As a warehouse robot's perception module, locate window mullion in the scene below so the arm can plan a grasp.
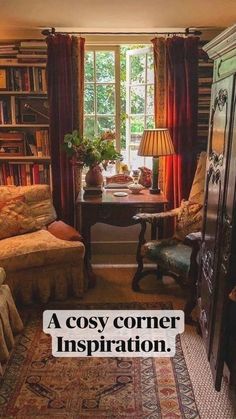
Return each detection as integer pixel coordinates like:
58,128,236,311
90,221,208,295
94,50,97,136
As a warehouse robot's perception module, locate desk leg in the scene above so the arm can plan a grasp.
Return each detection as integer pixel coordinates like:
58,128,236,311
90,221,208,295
82,224,96,288
132,221,147,291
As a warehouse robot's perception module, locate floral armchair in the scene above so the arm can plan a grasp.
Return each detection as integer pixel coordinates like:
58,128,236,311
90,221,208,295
0,185,86,304
133,152,207,323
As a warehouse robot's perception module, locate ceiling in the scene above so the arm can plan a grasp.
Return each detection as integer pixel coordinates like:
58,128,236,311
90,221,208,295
0,0,235,39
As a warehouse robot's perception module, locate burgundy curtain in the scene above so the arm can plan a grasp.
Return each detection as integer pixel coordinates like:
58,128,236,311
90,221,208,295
46,34,85,225
152,36,199,209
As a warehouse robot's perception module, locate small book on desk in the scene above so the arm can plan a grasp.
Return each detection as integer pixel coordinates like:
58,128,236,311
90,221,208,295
83,186,103,197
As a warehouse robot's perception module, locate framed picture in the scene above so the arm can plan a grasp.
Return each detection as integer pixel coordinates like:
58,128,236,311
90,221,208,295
0,132,26,156
0,69,7,90
16,97,49,124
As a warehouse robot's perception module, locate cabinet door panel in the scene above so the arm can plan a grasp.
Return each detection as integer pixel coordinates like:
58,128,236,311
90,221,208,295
200,75,234,362
210,83,236,390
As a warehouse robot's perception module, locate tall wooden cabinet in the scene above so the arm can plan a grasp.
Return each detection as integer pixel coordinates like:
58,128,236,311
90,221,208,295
199,25,236,391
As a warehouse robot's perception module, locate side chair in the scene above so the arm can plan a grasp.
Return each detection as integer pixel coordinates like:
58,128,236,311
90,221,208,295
133,152,207,323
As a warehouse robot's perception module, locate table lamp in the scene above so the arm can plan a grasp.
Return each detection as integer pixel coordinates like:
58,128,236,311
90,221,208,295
138,128,175,194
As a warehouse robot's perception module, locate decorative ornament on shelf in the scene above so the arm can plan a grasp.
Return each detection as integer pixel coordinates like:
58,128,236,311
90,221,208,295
138,166,152,188
64,130,121,194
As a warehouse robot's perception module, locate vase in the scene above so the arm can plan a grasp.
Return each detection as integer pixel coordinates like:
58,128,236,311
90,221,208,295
85,164,103,187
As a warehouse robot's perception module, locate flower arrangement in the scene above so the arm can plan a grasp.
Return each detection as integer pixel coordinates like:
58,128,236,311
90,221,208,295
64,130,121,169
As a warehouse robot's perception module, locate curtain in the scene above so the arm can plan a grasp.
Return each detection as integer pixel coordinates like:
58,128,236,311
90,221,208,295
152,36,199,209
46,34,85,226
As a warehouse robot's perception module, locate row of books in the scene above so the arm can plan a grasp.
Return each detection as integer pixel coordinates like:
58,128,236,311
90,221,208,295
0,162,50,186
0,98,11,124
3,67,47,92
28,129,50,157
0,41,47,64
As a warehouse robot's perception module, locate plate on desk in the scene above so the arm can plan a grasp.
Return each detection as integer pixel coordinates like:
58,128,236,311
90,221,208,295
113,191,128,197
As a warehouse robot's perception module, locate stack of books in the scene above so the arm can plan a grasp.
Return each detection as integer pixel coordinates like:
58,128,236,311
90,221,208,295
17,41,47,64
0,44,18,64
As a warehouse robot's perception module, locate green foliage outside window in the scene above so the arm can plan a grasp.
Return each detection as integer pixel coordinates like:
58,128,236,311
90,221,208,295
84,45,154,150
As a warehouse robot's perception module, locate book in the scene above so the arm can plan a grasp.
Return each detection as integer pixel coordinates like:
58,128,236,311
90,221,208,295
83,186,103,196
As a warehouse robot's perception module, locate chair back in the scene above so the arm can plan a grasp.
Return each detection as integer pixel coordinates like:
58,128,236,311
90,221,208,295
174,151,207,240
188,151,207,205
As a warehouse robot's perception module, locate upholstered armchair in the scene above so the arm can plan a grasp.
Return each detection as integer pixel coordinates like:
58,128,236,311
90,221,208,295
0,185,86,304
133,152,207,322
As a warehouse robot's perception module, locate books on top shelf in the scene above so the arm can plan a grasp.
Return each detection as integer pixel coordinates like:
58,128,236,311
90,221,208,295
0,41,47,64
0,44,18,58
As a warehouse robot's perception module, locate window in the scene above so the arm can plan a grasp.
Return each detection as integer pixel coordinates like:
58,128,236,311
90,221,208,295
84,46,120,151
125,47,154,169
84,44,154,171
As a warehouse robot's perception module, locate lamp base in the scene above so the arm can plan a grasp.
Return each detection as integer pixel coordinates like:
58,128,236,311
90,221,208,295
149,187,161,194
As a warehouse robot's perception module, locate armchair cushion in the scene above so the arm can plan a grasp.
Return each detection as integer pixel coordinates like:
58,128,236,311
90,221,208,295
47,220,82,242
0,196,37,240
142,238,192,281
0,185,57,229
174,200,203,241
0,229,84,272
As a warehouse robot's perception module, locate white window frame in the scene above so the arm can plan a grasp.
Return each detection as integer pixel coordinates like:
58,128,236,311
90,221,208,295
84,45,121,152
126,46,154,169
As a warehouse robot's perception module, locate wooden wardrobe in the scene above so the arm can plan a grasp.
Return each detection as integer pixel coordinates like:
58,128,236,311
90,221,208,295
199,25,236,391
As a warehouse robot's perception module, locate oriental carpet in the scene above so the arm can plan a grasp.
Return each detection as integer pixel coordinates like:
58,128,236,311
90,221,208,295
0,302,199,418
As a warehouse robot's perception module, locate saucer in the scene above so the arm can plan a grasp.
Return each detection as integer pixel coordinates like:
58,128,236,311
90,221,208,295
113,192,128,197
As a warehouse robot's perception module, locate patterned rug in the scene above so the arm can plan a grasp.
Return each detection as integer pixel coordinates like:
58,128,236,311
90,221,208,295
0,303,200,418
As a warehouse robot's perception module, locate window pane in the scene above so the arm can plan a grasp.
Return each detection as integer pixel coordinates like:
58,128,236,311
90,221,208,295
85,51,94,82
84,84,94,115
129,145,145,170
146,116,155,129
96,51,115,82
130,54,145,84
130,86,145,114
97,116,115,134
146,85,154,115
97,84,115,115
147,53,154,83
84,117,95,139
130,116,144,134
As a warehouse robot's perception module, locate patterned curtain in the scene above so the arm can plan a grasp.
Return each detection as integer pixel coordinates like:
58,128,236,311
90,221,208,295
152,36,199,209
151,37,167,191
46,34,85,226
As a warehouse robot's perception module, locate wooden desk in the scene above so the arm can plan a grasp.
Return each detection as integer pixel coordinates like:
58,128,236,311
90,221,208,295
76,189,168,283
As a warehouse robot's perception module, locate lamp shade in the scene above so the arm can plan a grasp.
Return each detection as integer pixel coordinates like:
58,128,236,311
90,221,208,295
138,128,175,157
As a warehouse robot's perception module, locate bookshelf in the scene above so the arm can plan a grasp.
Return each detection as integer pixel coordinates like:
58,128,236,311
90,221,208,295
0,40,51,187
197,41,214,154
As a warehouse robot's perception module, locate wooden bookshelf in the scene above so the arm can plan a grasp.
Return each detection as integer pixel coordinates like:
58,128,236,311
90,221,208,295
0,156,50,162
0,40,51,187
0,124,49,128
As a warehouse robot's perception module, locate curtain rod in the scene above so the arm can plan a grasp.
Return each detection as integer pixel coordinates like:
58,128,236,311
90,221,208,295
41,27,202,36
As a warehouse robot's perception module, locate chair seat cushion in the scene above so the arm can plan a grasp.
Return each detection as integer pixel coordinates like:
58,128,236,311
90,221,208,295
142,238,192,280
0,230,84,272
